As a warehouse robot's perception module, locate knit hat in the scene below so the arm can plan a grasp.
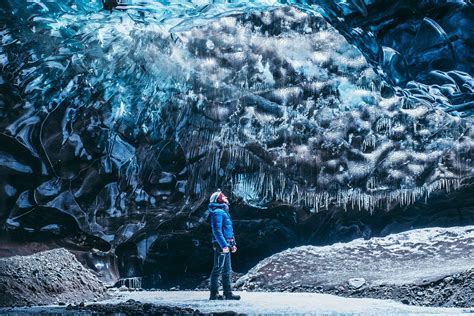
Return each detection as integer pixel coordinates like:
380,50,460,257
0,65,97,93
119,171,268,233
210,190,227,203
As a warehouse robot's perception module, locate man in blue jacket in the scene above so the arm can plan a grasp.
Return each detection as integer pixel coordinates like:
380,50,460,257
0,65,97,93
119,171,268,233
208,190,241,300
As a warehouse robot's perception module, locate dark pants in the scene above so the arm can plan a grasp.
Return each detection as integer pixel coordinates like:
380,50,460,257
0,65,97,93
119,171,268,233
209,244,232,295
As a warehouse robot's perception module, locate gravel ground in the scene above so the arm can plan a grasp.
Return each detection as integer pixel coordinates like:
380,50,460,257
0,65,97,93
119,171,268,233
330,269,474,308
67,299,238,315
0,248,107,307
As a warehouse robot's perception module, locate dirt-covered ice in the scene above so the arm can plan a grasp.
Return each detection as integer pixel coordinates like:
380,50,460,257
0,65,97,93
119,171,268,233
0,248,107,307
237,226,474,287
235,226,474,307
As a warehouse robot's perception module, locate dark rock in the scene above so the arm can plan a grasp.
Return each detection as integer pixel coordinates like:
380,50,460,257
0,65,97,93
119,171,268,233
68,299,206,315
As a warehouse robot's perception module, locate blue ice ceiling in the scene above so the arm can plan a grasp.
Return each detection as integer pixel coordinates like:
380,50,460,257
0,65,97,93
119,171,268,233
0,0,473,242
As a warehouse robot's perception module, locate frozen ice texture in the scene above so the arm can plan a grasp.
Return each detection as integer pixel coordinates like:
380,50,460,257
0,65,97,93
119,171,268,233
0,1,472,247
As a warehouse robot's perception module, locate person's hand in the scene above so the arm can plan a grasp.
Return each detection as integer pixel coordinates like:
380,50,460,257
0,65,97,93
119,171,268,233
222,247,230,253
231,246,237,253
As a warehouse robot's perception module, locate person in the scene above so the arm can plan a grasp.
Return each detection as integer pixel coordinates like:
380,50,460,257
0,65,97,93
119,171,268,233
208,190,241,300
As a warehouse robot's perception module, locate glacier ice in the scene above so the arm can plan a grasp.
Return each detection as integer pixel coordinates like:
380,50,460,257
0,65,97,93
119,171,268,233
0,1,472,248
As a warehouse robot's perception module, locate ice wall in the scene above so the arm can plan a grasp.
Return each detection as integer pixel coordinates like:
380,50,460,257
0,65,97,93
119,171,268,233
0,1,472,253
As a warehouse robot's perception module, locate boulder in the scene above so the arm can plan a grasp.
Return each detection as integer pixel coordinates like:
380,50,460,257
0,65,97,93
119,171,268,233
348,278,366,289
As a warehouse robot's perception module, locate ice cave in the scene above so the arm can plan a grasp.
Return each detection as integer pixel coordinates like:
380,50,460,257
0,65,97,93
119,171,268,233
0,0,473,313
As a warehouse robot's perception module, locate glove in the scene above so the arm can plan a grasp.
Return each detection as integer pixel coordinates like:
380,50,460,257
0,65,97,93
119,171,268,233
222,247,230,253
231,246,237,253
227,237,237,247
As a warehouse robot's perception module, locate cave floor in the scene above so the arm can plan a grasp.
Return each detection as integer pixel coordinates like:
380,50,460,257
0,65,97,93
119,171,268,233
3,291,472,315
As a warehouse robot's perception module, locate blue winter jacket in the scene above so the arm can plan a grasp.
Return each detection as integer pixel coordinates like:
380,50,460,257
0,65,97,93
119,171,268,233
208,202,235,249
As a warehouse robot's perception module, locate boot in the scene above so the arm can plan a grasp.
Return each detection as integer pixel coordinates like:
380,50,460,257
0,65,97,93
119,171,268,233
209,293,224,300
223,293,241,300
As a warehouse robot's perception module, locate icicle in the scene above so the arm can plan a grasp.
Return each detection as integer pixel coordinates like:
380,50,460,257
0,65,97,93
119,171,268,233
117,277,142,289
362,134,376,151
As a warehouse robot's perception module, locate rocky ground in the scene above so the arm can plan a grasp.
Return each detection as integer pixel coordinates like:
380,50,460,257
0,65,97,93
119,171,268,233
332,269,474,307
235,226,474,308
64,299,237,315
0,300,235,316
0,248,107,307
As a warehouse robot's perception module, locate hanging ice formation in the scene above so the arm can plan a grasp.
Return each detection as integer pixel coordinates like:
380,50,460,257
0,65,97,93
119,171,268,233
0,0,472,243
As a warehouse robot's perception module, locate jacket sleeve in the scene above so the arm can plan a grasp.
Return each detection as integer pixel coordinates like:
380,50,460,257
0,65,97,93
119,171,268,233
211,212,229,249
223,205,236,247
